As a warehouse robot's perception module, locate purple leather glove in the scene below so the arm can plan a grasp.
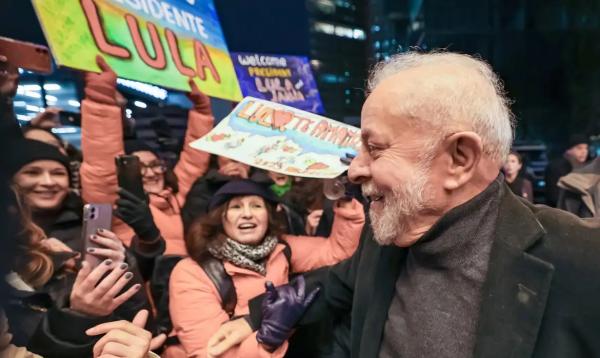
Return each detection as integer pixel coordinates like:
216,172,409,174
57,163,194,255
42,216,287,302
256,276,320,352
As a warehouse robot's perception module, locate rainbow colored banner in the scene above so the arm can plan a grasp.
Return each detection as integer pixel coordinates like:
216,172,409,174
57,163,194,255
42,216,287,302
32,0,242,101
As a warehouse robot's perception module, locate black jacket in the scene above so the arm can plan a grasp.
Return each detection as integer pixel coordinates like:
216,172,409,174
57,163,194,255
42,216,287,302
33,193,84,252
252,183,600,357
6,254,153,358
545,156,573,207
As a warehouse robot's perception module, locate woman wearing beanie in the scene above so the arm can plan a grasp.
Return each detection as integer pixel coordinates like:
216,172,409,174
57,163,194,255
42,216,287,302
80,56,213,257
165,179,364,358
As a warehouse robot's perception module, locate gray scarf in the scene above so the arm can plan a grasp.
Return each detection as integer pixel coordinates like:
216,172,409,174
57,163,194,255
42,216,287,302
208,236,278,275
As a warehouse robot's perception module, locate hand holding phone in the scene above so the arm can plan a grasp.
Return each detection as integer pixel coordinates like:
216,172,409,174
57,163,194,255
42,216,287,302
115,155,145,200
82,203,112,268
0,36,52,74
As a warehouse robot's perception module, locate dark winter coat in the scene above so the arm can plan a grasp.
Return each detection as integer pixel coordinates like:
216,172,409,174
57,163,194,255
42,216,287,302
33,192,84,252
251,182,600,358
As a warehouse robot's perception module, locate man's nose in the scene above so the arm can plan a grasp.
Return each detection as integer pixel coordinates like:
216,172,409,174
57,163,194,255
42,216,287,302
347,152,370,184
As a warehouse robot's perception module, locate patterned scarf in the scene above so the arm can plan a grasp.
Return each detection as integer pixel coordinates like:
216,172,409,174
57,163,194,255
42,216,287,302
208,236,278,275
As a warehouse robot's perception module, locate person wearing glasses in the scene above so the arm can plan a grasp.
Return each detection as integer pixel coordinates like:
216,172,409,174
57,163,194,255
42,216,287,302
80,56,214,258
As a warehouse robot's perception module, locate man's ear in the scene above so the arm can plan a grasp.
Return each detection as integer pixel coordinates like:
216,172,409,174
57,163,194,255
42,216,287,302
441,131,483,190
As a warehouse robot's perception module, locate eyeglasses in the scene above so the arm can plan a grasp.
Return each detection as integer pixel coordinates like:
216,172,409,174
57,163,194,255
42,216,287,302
140,160,167,175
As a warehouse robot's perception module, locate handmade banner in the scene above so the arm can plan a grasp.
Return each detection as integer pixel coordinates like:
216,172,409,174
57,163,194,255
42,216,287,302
191,97,360,178
231,52,324,114
32,0,242,101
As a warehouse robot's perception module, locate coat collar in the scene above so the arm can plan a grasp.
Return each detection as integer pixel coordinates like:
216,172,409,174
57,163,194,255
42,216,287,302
473,185,554,358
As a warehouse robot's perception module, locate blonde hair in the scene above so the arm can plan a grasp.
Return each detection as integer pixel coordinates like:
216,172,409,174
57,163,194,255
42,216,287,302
367,51,515,166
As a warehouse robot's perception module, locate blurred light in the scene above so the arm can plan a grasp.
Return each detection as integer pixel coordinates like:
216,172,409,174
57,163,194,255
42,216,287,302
45,95,58,102
20,84,41,91
68,100,81,107
52,127,78,134
16,114,32,121
43,83,62,91
313,21,365,40
134,100,147,108
24,91,41,98
117,78,168,100
310,59,321,68
26,105,42,112
125,108,133,118
18,68,24,74
13,101,27,107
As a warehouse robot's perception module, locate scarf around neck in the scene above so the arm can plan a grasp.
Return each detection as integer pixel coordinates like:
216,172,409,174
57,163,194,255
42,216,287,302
208,236,278,275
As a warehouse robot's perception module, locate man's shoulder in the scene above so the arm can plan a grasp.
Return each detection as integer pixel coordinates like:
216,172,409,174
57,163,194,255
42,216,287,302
526,202,600,270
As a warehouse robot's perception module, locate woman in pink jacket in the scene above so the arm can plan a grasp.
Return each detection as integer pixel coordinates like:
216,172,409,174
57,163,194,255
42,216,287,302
165,179,365,358
80,56,213,256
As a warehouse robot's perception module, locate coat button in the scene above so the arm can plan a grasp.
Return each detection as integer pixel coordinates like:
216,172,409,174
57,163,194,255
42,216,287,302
517,290,530,304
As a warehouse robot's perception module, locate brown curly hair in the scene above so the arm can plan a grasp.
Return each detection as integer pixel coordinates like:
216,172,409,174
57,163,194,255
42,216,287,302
10,188,54,288
185,198,287,263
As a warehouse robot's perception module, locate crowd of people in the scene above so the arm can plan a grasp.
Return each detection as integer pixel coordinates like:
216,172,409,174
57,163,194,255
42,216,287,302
1,48,599,358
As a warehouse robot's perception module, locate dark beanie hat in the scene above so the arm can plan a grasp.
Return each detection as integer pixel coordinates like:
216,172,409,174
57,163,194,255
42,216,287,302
208,179,279,212
9,139,70,177
124,139,156,155
567,134,588,149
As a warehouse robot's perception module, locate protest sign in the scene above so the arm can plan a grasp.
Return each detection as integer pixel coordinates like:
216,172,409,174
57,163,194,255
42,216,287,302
191,97,360,179
32,0,242,101
231,52,324,114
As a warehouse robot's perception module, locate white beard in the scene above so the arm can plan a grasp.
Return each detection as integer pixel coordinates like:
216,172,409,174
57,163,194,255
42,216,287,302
363,165,430,246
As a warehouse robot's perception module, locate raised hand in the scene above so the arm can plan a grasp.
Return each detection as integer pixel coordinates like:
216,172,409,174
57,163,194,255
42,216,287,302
256,276,320,352
187,78,212,115
115,188,160,241
84,55,117,105
70,260,141,317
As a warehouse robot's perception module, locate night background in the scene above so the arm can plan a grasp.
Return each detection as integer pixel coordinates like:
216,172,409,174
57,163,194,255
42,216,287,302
1,0,599,156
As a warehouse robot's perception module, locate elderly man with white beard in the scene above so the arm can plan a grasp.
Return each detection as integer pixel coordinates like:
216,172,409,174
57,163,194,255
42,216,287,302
206,51,600,358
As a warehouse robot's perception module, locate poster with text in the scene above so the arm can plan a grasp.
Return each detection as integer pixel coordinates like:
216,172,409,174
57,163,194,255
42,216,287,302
191,97,360,179
32,0,242,101
231,52,324,114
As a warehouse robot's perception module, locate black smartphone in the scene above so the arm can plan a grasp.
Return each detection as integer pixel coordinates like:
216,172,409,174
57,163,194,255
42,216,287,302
82,203,112,268
0,36,52,74
115,154,145,200
59,110,81,127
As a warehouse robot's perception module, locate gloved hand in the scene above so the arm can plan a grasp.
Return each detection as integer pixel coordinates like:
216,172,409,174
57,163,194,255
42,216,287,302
115,188,160,241
84,55,117,105
256,276,320,352
186,78,212,115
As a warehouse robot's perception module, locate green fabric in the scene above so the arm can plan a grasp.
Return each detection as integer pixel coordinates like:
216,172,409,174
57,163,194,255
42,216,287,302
270,179,292,197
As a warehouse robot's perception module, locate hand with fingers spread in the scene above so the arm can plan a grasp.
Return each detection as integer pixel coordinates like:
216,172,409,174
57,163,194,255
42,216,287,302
207,317,253,357
86,228,126,263
256,276,320,352
115,188,160,242
87,309,167,358
186,78,212,115
70,260,141,317
84,55,117,105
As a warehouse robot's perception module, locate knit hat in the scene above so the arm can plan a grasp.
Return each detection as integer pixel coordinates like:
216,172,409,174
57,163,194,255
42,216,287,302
9,139,70,177
208,179,279,212
124,139,156,155
567,134,588,149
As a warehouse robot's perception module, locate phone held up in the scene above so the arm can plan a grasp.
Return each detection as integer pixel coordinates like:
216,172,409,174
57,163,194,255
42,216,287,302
82,203,112,268
0,36,52,74
115,154,146,200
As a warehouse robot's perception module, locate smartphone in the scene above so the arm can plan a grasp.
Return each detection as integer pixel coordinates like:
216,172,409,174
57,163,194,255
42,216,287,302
0,36,52,74
82,203,112,268
115,155,146,200
59,110,81,127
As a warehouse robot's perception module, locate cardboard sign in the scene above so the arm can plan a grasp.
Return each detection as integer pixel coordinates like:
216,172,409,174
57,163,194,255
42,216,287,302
191,97,360,178
231,52,324,114
32,0,242,101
